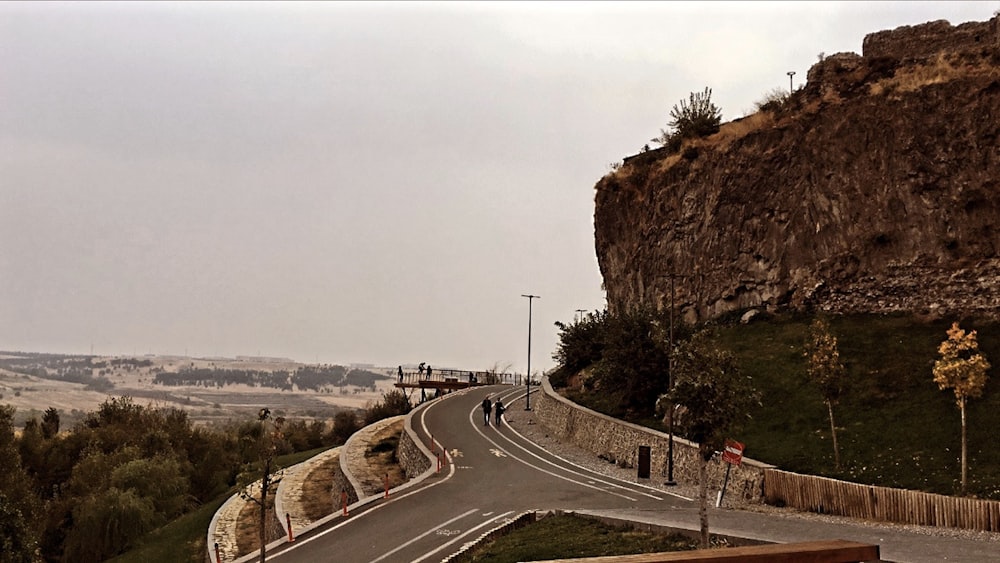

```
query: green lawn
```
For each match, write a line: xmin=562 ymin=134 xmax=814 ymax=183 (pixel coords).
xmin=463 ymin=513 xmax=697 ymax=562
xmin=563 ymin=313 xmax=998 ymax=500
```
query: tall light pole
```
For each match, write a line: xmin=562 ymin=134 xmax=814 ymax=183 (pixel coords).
xmin=575 ymin=309 xmax=587 ymax=323
xmin=787 ymin=70 xmax=796 ymax=93
xmin=666 ymin=270 xmax=677 ymax=486
xmin=522 ymin=294 xmax=540 ymax=410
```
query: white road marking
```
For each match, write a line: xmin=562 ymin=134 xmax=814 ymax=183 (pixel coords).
xmin=410 ymin=511 xmax=516 ymax=563
xmin=484 ymin=388 xmax=693 ymax=502
xmin=468 ymin=398 xmax=639 ymax=501
xmin=369 ymin=508 xmax=478 ymax=563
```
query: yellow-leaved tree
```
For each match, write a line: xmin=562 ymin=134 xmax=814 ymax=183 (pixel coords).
xmin=804 ymin=318 xmax=847 ymax=470
xmin=932 ymin=322 xmax=990 ymax=495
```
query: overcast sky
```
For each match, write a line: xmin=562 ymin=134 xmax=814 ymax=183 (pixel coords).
xmin=2 ymin=1 xmax=996 ymax=373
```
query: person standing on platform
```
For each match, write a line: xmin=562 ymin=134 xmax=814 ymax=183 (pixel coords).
xmin=398 ymin=365 xmax=403 ymax=382
xmin=481 ymin=396 xmax=492 ymax=426
xmin=426 ymin=364 xmax=433 ymax=380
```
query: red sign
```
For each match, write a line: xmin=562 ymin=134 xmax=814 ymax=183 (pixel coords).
xmin=721 ymin=439 xmax=744 ymax=466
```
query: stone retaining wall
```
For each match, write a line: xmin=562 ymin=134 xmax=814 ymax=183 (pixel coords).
xmin=398 ymin=416 xmax=432 ymax=478
xmin=533 ymin=378 xmax=772 ymax=505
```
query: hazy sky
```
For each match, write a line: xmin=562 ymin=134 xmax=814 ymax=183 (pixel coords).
xmin=2 ymin=1 xmax=996 ymax=373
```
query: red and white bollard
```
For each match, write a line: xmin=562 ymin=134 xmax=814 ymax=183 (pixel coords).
xmin=342 ymin=490 xmax=349 ymax=516
xmin=214 ymin=542 xmax=221 ymax=563
xmin=384 ymin=473 xmax=390 ymax=498
xmin=286 ymin=512 xmax=295 ymax=542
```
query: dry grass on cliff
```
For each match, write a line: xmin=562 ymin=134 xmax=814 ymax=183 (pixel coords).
xmin=870 ymin=51 xmax=1000 ymax=95
xmin=651 ymin=110 xmax=776 ymax=175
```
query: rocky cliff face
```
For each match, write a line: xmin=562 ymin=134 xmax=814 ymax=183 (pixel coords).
xmin=595 ymin=17 xmax=1000 ymax=323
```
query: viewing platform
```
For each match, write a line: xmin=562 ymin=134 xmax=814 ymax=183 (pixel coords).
xmin=393 ymin=367 xmax=519 ymax=395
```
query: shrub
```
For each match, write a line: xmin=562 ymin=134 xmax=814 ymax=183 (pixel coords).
xmin=668 ymin=87 xmax=722 ymax=140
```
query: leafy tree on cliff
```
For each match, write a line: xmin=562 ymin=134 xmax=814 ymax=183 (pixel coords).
xmin=933 ymin=322 xmax=990 ymax=495
xmin=667 ymin=331 xmax=759 ymax=548
xmin=804 ymin=317 xmax=848 ymax=470
xmin=551 ymin=309 xmax=609 ymax=387
xmin=653 ymin=87 xmax=722 ymax=150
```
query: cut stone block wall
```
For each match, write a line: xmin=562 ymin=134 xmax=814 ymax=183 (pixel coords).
xmin=533 ymin=378 xmax=773 ymax=505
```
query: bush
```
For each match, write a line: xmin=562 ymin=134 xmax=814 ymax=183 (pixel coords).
xmin=668 ymin=87 xmax=722 ymax=140
xmin=363 ymin=390 xmax=411 ymax=425
xmin=754 ymin=87 xmax=790 ymax=113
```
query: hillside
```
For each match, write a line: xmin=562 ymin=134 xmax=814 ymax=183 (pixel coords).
xmin=595 ymin=16 xmax=1000 ymax=322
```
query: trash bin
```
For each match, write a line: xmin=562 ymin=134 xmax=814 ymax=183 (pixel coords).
xmin=638 ymin=445 xmax=651 ymax=479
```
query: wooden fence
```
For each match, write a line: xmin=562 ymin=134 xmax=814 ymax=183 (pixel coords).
xmin=764 ymin=468 xmax=1000 ymax=532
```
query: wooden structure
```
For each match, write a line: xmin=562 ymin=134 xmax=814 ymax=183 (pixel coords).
xmin=765 ymin=468 xmax=1000 ymax=532
xmin=393 ymin=368 xmax=517 ymax=399
xmin=533 ymin=539 xmax=881 ymax=562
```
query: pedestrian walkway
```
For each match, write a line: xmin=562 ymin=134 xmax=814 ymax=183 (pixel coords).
xmin=503 ymin=392 xmax=1000 ymax=563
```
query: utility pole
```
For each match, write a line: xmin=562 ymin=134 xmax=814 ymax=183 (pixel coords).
xmin=666 ymin=270 xmax=677 ymax=486
xmin=522 ymin=294 xmax=540 ymax=410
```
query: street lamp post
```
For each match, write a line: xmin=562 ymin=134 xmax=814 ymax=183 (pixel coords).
xmin=787 ymin=70 xmax=796 ymax=93
xmin=522 ymin=294 xmax=540 ymax=410
xmin=666 ymin=271 xmax=677 ymax=486
xmin=575 ymin=309 xmax=587 ymax=323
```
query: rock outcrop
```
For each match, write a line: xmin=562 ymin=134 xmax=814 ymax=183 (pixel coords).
xmin=595 ymin=16 xmax=1000 ymax=322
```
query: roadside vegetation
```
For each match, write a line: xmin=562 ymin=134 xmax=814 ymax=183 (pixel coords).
xmin=1 ymin=388 xmax=411 ymax=562
xmin=462 ymin=512 xmax=699 ymax=562
xmin=552 ymin=310 xmax=1000 ymax=500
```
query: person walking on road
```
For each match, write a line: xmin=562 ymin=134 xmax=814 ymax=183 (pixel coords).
xmin=494 ymin=398 xmax=505 ymax=426
xmin=481 ymin=397 xmax=492 ymax=426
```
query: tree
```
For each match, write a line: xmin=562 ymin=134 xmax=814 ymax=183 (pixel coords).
xmin=653 ymin=87 xmax=722 ymax=150
xmin=804 ymin=318 xmax=848 ymax=469
xmin=41 ymin=407 xmax=60 ymax=439
xmin=551 ymin=309 xmax=609 ymax=386
xmin=667 ymin=331 xmax=759 ymax=548
xmin=932 ymin=322 xmax=990 ymax=495
xmin=238 ymin=408 xmax=286 ymax=563
xmin=588 ymin=307 xmax=676 ymax=416
xmin=0 ymin=406 xmax=41 ymax=563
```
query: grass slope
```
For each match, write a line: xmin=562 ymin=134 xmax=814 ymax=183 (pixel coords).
xmin=717 ymin=313 xmax=1000 ymax=499
xmin=567 ymin=313 xmax=1000 ymax=499
xmin=464 ymin=513 xmax=697 ymax=562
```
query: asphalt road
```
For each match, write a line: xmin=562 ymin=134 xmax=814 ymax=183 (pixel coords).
xmin=264 ymin=384 xmax=690 ymax=562
xmin=260 ymin=384 xmax=1000 ymax=563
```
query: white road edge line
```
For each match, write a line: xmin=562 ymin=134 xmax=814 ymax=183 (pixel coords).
xmin=496 ymin=389 xmax=693 ymax=502
xmin=368 ymin=508 xmax=479 ymax=563
xmin=269 ymin=399 xmax=458 ymax=559
xmin=410 ymin=510 xmax=516 ymax=563
xmin=468 ymin=397 xmax=639 ymax=502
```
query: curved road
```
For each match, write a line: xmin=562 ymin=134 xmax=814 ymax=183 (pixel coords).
xmin=260 ymin=385 xmax=1000 ymax=562
xmin=264 ymin=385 xmax=688 ymax=562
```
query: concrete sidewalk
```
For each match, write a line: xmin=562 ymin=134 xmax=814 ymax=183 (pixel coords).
xmin=503 ymin=391 xmax=999 ymax=563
